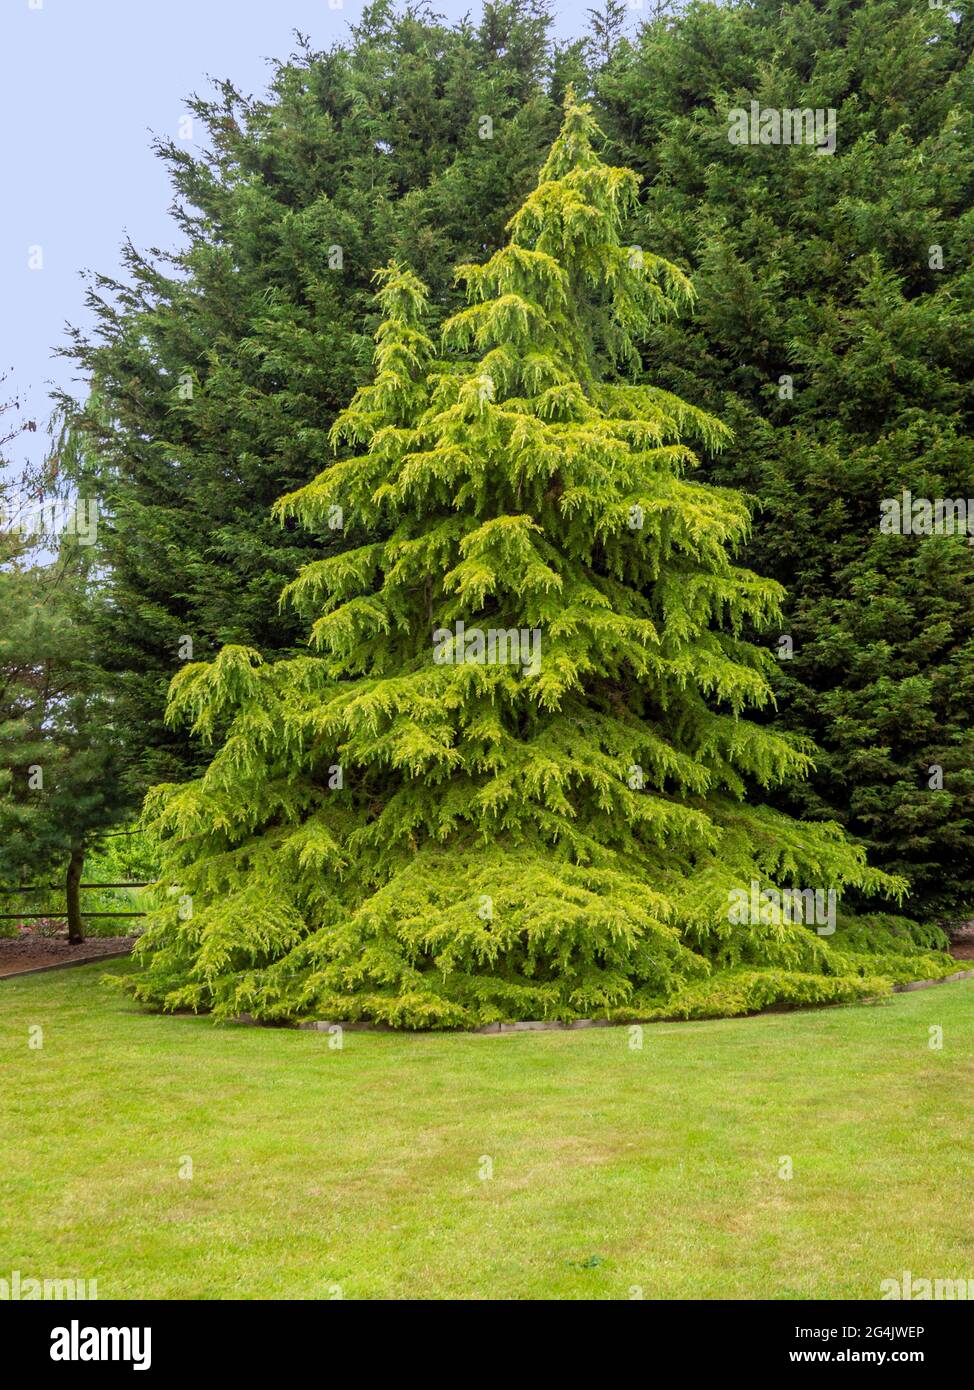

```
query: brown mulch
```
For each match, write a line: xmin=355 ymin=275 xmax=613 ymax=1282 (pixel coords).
xmin=0 ymin=935 xmax=136 ymax=978
xmin=949 ymin=922 xmax=974 ymax=961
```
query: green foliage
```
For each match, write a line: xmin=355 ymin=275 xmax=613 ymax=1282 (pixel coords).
xmin=600 ymin=0 xmax=974 ymax=918
xmin=76 ymin=827 xmax=159 ymax=928
xmin=83 ymin=827 xmax=160 ymax=891
xmin=121 ymin=97 xmax=942 ymax=1030
xmin=61 ymin=0 xmax=974 ymax=924
xmin=629 ymin=969 xmax=892 ymax=1024
xmin=0 ymin=383 xmax=140 ymax=939
xmin=0 ymin=423 xmax=129 ymax=926
xmin=622 ymin=915 xmax=958 ymax=1022
xmin=62 ymin=1 xmax=562 ymax=801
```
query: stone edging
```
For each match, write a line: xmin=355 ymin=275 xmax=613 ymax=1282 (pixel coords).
xmin=893 ymin=968 xmax=974 ymax=992
xmin=236 ymin=967 xmax=974 ymax=1036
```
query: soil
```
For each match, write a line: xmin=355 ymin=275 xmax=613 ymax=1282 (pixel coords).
xmin=949 ymin=923 xmax=974 ymax=961
xmin=0 ymin=934 xmax=135 ymax=978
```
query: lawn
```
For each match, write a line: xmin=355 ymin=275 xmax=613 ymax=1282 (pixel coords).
xmin=2 ymin=960 xmax=972 ymax=1300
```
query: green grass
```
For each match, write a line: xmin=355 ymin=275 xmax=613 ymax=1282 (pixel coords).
xmin=2 ymin=960 xmax=972 ymax=1299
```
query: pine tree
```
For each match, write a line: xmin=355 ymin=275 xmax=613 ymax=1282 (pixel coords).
xmin=124 ymin=94 xmax=949 ymax=1030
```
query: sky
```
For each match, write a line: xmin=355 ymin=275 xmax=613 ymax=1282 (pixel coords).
xmin=0 ymin=0 xmax=600 ymax=486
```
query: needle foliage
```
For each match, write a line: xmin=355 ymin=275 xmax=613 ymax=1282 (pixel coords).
xmin=123 ymin=97 xmax=949 ymax=1028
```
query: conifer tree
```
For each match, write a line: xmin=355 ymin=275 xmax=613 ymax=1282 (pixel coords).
xmin=125 ymin=95 xmax=948 ymax=1029
xmin=599 ymin=0 xmax=974 ymax=920
xmin=0 ymin=478 xmax=126 ymax=942
xmin=63 ymin=2 xmax=560 ymax=799
xmin=587 ymin=0 xmax=629 ymax=66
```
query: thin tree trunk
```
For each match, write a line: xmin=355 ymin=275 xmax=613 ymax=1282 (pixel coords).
xmin=66 ymin=846 xmax=85 ymax=944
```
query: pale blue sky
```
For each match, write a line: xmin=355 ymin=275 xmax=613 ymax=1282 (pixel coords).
xmin=1 ymin=0 xmax=605 ymax=482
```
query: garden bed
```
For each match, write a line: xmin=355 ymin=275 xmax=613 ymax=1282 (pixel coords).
xmin=0 ymin=934 xmax=135 ymax=978
xmin=949 ymin=923 xmax=974 ymax=960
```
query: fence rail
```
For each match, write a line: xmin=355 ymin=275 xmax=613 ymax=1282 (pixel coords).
xmin=0 ymin=882 xmax=152 ymax=921
xmin=11 ymin=883 xmax=149 ymax=892
xmin=3 ymin=912 xmax=147 ymax=920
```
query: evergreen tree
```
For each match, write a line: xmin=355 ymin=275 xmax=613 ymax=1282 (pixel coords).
xmin=62 ymin=2 xmax=561 ymax=801
xmin=586 ymin=0 xmax=629 ymax=66
xmin=123 ymin=96 xmax=948 ymax=1029
xmin=0 ymin=438 xmax=127 ymax=942
xmin=599 ymin=0 xmax=974 ymax=920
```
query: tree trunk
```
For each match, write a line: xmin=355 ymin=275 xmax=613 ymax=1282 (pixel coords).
xmin=66 ymin=846 xmax=85 ymax=944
